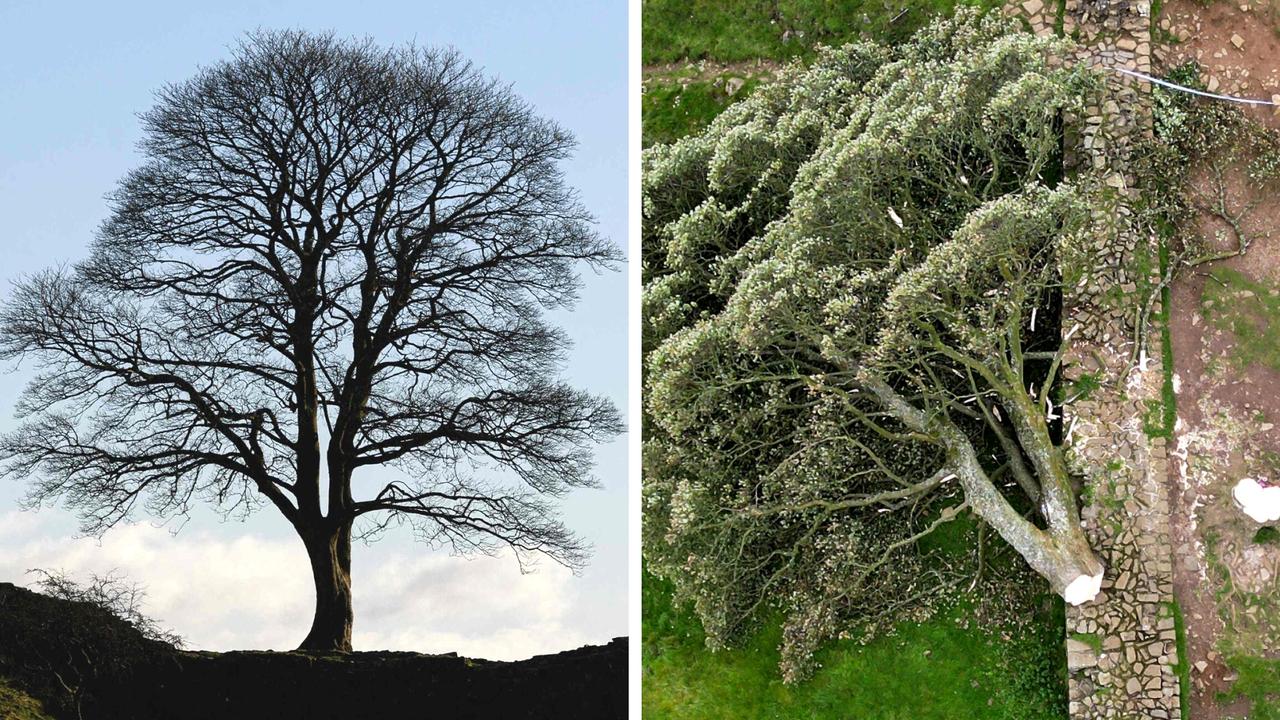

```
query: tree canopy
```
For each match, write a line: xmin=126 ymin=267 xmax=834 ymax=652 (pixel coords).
xmin=0 ymin=30 xmax=622 ymax=651
xmin=642 ymin=11 xmax=1104 ymax=680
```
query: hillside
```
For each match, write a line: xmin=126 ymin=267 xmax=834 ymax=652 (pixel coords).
xmin=0 ymin=582 xmax=626 ymax=719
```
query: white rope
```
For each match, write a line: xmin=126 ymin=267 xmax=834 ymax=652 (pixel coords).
xmin=1112 ymin=66 xmax=1279 ymax=106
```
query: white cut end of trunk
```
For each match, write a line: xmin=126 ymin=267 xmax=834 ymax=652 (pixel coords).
xmin=1233 ymin=477 xmax=1280 ymax=523
xmin=1063 ymin=571 xmax=1104 ymax=605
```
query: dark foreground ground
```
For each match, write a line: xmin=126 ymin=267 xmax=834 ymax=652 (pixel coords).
xmin=0 ymin=582 xmax=626 ymax=719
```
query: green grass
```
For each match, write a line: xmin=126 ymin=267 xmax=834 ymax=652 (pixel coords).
xmin=1219 ymin=656 xmax=1280 ymax=719
xmin=1200 ymin=267 xmax=1280 ymax=372
xmin=1069 ymin=631 xmax=1101 ymax=654
xmin=643 ymin=78 xmax=760 ymax=146
xmin=1255 ymin=526 xmax=1280 ymax=546
xmin=0 ymin=678 xmax=54 ymax=720
xmin=643 ymin=570 xmax=1068 ymax=719
xmin=1138 ymin=228 xmax=1177 ymax=440
xmin=1143 ymin=398 xmax=1170 ymax=439
xmin=1158 ymin=236 xmax=1177 ymax=437
xmin=1064 ymin=371 xmax=1101 ymax=402
xmin=642 ymin=0 xmax=1003 ymax=64
xmin=1168 ymin=600 xmax=1191 ymax=720
xmin=641 ymin=0 xmax=1007 ymax=146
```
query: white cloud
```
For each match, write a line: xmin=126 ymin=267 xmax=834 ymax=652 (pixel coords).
xmin=0 ymin=510 xmax=585 ymax=660
xmin=354 ymin=549 xmax=584 ymax=659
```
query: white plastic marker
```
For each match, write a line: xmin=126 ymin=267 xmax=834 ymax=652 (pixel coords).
xmin=1233 ymin=477 xmax=1280 ymax=523
xmin=1113 ymin=66 xmax=1280 ymax=106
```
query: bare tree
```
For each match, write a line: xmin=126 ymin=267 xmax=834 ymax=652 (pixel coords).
xmin=0 ymin=30 xmax=622 ymax=652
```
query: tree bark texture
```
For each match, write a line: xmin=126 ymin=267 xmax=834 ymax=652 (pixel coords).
xmin=298 ymin=522 xmax=354 ymax=652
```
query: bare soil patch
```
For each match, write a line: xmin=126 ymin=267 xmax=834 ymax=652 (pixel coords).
xmin=1160 ymin=0 xmax=1280 ymax=130
xmin=1159 ymin=11 xmax=1280 ymax=710
xmin=643 ymin=58 xmax=783 ymax=79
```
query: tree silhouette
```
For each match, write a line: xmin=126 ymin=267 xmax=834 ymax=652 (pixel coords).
xmin=0 ymin=30 xmax=623 ymax=652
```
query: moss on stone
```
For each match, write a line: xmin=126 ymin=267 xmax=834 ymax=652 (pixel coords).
xmin=1069 ymin=631 xmax=1102 ymax=654
xmin=1253 ymin=526 xmax=1280 ymax=546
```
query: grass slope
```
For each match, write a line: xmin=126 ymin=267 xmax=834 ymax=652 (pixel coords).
xmin=0 ymin=679 xmax=54 ymax=720
xmin=643 ymin=76 xmax=762 ymax=147
xmin=643 ymin=573 xmax=1067 ymax=719
xmin=642 ymin=0 xmax=1002 ymax=64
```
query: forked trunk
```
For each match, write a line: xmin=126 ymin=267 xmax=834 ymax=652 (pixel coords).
xmin=298 ymin=522 xmax=354 ymax=652
xmin=945 ymin=410 xmax=1104 ymax=602
xmin=865 ymin=375 xmax=1105 ymax=603
xmin=865 ymin=376 xmax=1105 ymax=599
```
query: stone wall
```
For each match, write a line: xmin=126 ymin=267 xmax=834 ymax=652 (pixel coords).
xmin=1058 ymin=0 xmax=1183 ymax=717
xmin=1007 ymin=0 xmax=1184 ymax=716
xmin=0 ymin=581 xmax=629 ymax=720
xmin=1061 ymin=348 xmax=1181 ymax=719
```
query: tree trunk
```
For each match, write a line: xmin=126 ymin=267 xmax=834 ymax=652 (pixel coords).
xmin=298 ymin=522 xmax=354 ymax=652
xmin=945 ymin=415 xmax=1103 ymax=598
xmin=862 ymin=375 xmax=1104 ymax=601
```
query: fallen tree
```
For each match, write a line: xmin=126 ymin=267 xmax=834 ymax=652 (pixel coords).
xmin=642 ymin=10 xmax=1105 ymax=680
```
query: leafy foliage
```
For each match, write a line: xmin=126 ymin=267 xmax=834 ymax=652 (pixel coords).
xmin=1142 ymin=60 xmax=1280 ymax=266
xmin=642 ymin=10 xmax=1101 ymax=681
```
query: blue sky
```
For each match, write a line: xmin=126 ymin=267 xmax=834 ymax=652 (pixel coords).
xmin=0 ymin=0 xmax=626 ymax=658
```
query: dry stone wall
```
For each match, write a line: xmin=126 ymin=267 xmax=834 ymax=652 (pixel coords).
xmin=1007 ymin=0 xmax=1184 ymax=717
xmin=1061 ymin=348 xmax=1181 ymax=720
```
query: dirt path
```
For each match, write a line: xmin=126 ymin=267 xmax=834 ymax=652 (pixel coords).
xmin=642 ymin=59 xmax=783 ymax=81
xmin=1158 ymin=0 xmax=1280 ymax=130
xmin=1158 ymin=3 xmax=1280 ymax=717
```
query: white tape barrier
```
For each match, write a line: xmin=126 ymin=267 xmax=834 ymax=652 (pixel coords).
xmin=1113 ymin=66 xmax=1280 ymax=106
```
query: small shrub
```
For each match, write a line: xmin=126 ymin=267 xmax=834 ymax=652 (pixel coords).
xmin=1254 ymin=526 xmax=1280 ymax=545
xmin=29 ymin=569 xmax=183 ymax=648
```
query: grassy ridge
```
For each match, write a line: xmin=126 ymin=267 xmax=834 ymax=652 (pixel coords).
xmin=642 ymin=0 xmax=1002 ymax=64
